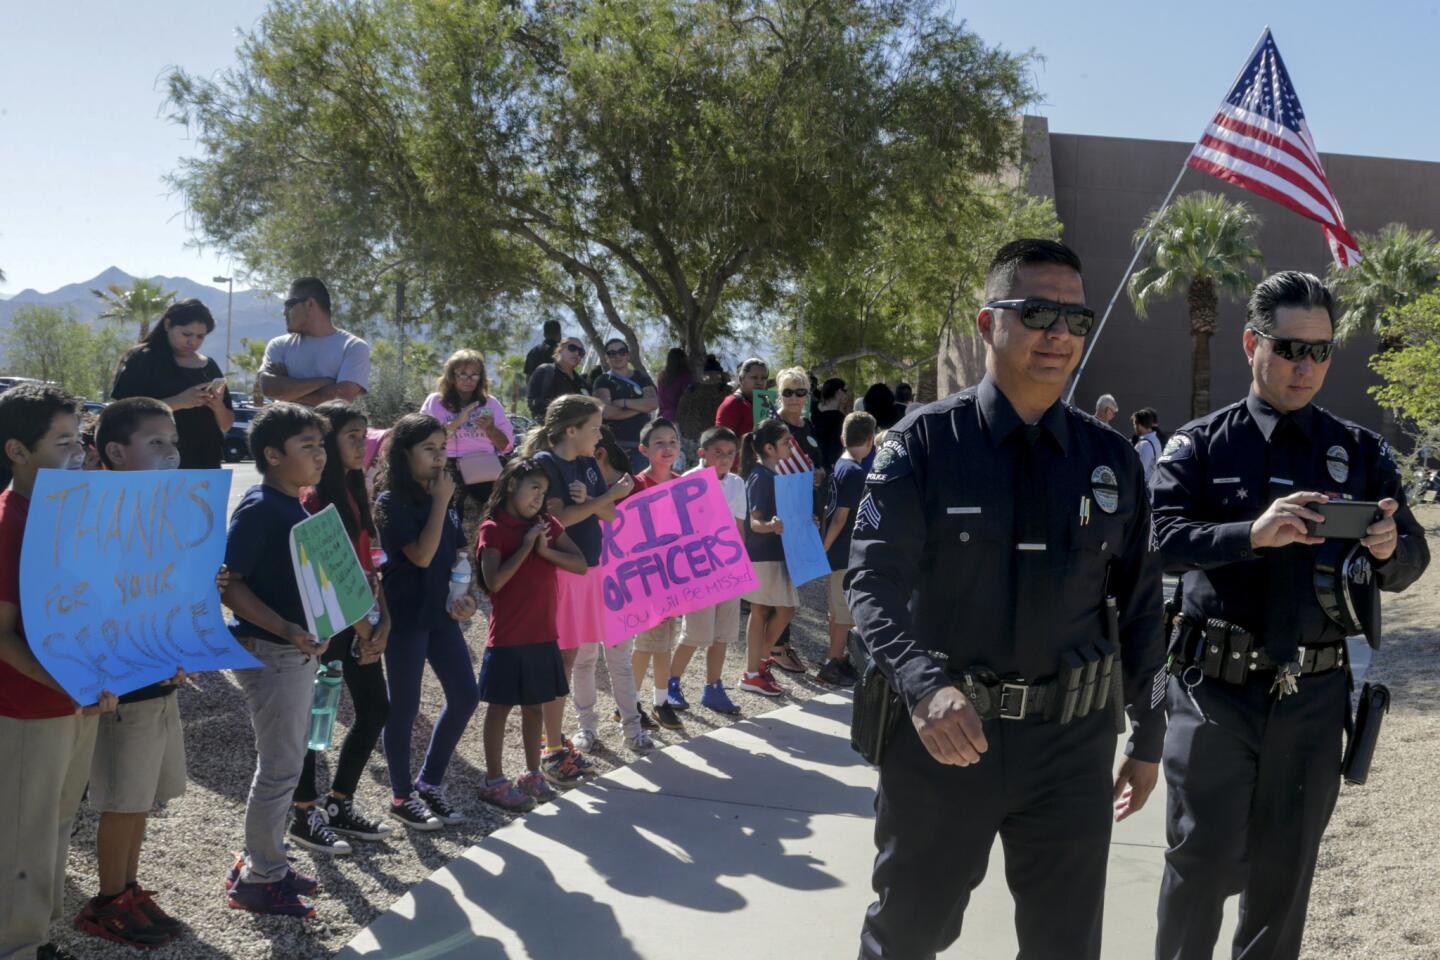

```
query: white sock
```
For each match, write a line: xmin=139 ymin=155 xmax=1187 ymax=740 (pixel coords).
xmin=653 ymin=687 xmax=668 ymax=708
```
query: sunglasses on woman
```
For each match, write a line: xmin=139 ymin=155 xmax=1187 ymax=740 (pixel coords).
xmin=984 ymin=298 xmax=1096 ymax=336
xmin=606 ymin=347 xmax=629 ymax=356
xmin=1251 ymin=330 xmax=1336 ymax=363
xmin=781 ymin=388 xmax=808 ymax=398
xmin=562 ymin=343 xmax=583 ymax=354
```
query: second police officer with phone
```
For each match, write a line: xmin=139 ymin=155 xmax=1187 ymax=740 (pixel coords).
xmin=1150 ymin=271 xmax=1429 ymax=960
xmin=847 ymin=239 xmax=1167 ymax=960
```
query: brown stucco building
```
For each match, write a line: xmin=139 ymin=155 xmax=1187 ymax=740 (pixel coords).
xmin=939 ymin=116 xmax=1440 ymax=435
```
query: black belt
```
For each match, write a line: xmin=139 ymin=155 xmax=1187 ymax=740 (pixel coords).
xmin=1169 ymin=616 xmax=1346 ymax=682
xmin=953 ymin=670 xmax=1055 ymax=721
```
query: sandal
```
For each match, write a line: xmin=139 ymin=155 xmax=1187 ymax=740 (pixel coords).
xmin=767 ymin=648 xmax=806 ymax=674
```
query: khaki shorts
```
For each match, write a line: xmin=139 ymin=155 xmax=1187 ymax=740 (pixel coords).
xmin=89 ymin=694 xmax=187 ymax=813
xmin=682 ymin=597 xmax=742 ymax=649
xmin=827 ymin=569 xmax=854 ymax=626
xmin=634 ymin=618 xmax=680 ymax=655
xmin=744 ymin=560 xmax=799 ymax=608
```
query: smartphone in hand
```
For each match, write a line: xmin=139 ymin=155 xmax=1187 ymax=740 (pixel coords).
xmin=1304 ymin=500 xmax=1382 ymax=539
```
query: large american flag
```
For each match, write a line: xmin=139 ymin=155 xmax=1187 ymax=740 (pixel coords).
xmin=1187 ymin=29 xmax=1361 ymax=266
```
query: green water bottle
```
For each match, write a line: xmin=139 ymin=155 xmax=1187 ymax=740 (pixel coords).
xmin=307 ymin=660 xmax=345 ymax=751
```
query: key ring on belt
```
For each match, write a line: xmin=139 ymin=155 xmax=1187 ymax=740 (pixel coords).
xmin=1181 ymin=664 xmax=1203 ymax=695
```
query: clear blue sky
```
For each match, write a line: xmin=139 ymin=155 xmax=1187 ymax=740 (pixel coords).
xmin=1 ymin=0 xmax=1434 ymax=296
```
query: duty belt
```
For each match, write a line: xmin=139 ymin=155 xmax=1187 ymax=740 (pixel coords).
xmin=1167 ymin=615 xmax=1346 ymax=686
xmin=954 ymin=670 xmax=1055 ymax=720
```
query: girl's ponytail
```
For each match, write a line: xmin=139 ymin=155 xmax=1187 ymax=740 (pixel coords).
xmin=739 ymin=432 xmax=759 ymax=479
xmin=742 ymin=419 xmax=788 ymax=478
xmin=521 ymin=424 xmax=552 ymax=457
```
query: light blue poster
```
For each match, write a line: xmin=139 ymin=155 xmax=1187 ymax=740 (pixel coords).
xmin=774 ymin=470 xmax=830 ymax=587
xmin=19 ymin=468 xmax=258 ymax=703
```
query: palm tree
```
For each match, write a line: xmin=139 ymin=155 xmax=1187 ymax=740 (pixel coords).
xmin=91 ymin=278 xmax=176 ymax=341
xmin=1327 ymin=223 xmax=1440 ymax=349
xmin=1128 ymin=192 xmax=1264 ymax=419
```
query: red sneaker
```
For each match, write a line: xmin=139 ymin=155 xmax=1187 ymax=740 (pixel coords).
xmin=739 ymin=671 xmax=782 ymax=697
xmin=74 ymin=889 xmax=171 ymax=948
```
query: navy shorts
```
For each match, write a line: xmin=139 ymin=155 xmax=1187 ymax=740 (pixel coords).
xmin=477 ymin=642 xmax=570 ymax=706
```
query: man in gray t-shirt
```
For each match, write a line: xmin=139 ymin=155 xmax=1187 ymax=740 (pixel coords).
xmin=258 ymin=277 xmax=371 ymax=406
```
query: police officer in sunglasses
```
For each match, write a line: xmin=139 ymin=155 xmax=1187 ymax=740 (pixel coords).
xmin=1150 ymin=270 xmax=1429 ymax=959
xmin=848 ymin=238 xmax=1167 ymax=959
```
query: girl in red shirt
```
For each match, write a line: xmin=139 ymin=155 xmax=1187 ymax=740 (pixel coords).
xmin=475 ymin=458 xmax=587 ymax=811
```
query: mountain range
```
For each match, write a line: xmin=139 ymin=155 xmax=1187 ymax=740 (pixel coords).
xmin=0 ymin=268 xmax=284 ymax=353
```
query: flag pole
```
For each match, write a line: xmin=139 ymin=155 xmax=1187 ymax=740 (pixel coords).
xmin=1066 ymin=26 xmax=1272 ymax=406
xmin=1064 ymin=160 xmax=1188 ymax=405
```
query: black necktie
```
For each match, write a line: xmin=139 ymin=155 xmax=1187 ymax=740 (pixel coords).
xmin=1013 ymin=426 xmax=1050 ymax=663
xmin=1262 ymin=416 xmax=1303 ymax=664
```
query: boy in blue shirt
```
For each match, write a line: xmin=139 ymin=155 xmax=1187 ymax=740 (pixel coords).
xmin=818 ymin=412 xmax=875 ymax=686
xmin=220 ymin=402 xmax=331 ymax=918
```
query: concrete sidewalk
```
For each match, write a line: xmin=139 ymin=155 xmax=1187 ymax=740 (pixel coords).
xmin=339 ymin=694 xmax=1235 ymax=959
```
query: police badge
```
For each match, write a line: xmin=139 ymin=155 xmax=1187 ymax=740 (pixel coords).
xmin=1325 ymin=445 xmax=1350 ymax=484
xmin=1090 ymin=465 xmax=1120 ymax=514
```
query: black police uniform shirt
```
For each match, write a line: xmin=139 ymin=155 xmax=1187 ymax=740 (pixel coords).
xmin=1151 ymin=391 xmax=1429 ymax=651
xmin=847 ymin=376 xmax=1168 ymax=761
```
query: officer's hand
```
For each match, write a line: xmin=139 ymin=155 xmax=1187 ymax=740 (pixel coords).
xmin=1362 ymin=498 xmax=1400 ymax=562
xmin=911 ymin=686 xmax=988 ymax=766
xmin=1250 ymin=492 xmax=1327 ymax=549
xmin=1113 ymin=758 xmax=1159 ymax=822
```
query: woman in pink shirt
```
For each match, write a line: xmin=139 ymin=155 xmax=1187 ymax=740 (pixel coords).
xmin=419 ymin=350 xmax=515 ymax=527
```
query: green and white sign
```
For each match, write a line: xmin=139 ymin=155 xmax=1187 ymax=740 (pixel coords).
xmin=288 ymin=504 xmax=375 ymax=640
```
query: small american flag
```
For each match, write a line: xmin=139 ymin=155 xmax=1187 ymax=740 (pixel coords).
xmin=1188 ymin=28 xmax=1361 ymax=266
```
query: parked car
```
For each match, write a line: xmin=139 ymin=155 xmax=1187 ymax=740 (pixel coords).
xmin=224 ymin=406 xmax=257 ymax=462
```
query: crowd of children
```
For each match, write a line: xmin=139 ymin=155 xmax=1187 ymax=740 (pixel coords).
xmin=0 ymin=381 xmax=877 ymax=958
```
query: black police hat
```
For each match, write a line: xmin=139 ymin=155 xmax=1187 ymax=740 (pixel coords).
xmin=1314 ymin=539 xmax=1381 ymax=649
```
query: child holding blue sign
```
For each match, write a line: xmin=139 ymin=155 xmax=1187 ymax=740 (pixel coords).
xmin=375 ymin=414 xmax=479 ymax=832
xmin=0 ymin=384 xmax=118 ymax=960
xmin=738 ymin=419 xmax=797 ymax=698
xmin=475 ymin=458 xmax=587 ymax=811
xmin=73 ymin=398 xmax=229 ymax=948
xmin=221 ymin=402 xmax=331 ymax=918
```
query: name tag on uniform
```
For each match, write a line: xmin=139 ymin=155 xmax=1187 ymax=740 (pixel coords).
xmin=1213 ymin=477 xmax=1242 ymax=485
xmin=1270 ymin=477 xmax=1295 ymax=486
xmin=1016 ymin=543 xmax=1048 ymax=552
xmin=946 ymin=506 xmax=983 ymax=515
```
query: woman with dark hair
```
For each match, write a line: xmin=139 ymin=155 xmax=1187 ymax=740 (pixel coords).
xmin=861 ymin=382 xmax=900 ymax=430
xmin=110 ymin=299 xmax=234 ymax=468
xmin=656 ymin=348 xmax=694 ymax=422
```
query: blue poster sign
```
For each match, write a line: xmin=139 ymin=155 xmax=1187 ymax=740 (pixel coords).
xmin=774 ymin=470 xmax=830 ymax=588
xmin=19 ymin=468 xmax=258 ymax=702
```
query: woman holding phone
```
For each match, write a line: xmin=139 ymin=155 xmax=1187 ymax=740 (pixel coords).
xmin=109 ymin=298 xmax=234 ymax=468
xmin=420 ymin=349 xmax=515 ymax=529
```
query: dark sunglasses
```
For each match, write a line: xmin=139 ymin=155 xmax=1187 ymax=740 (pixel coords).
xmin=562 ymin=343 xmax=584 ymax=354
xmin=985 ymin=298 xmax=1096 ymax=336
xmin=781 ymin=388 xmax=808 ymax=398
xmin=283 ymin=296 xmax=309 ymax=312
xmin=606 ymin=347 xmax=629 ymax=356
xmin=1252 ymin=330 xmax=1335 ymax=363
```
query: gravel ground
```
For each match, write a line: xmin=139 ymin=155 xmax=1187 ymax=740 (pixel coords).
xmin=50 ymin=499 xmax=1440 ymax=959
xmin=53 ymin=569 xmax=837 ymax=959
xmin=1302 ymin=502 xmax=1440 ymax=959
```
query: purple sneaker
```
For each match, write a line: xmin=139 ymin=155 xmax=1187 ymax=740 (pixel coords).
xmin=225 ymin=855 xmax=319 ymax=897
xmin=516 ymin=771 xmax=559 ymax=804
xmin=226 ymin=879 xmax=315 ymax=918
xmin=477 ymin=777 xmax=537 ymax=812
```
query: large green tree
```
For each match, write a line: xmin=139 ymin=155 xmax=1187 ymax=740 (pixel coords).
xmin=166 ymin=0 xmax=1035 ymax=371
xmin=91 ymin=278 xmax=176 ymax=341
xmin=2 ymin=305 xmax=131 ymax=399
xmin=1327 ymin=223 xmax=1440 ymax=349
xmin=1369 ymin=291 xmax=1440 ymax=428
xmin=1128 ymin=192 xmax=1264 ymax=419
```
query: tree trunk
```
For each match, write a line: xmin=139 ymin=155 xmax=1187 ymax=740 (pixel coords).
xmin=1187 ymin=278 xmax=1218 ymax=418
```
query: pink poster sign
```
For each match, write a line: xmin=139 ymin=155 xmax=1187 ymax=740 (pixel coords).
xmin=598 ymin=468 xmax=757 ymax=645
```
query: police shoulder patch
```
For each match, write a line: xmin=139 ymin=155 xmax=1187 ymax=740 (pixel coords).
xmin=867 ymin=436 xmax=912 ymax=484
xmin=1158 ymin=432 xmax=1194 ymax=463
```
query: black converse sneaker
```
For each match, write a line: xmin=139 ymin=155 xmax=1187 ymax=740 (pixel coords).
xmin=288 ymin=805 xmax=353 ymax=855
xmin=389 ymin=793 xmax=443 ymax=831
xmin=417 ymin=785 xmax=466 ymax=825
xmin=324 ymin=796 xmax=393 ymax=841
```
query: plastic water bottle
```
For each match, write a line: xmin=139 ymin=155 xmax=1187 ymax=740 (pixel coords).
xmin=364 ymin=547 xmax=387 ymax=627
xmin=448 ymin=552 xmax=472 ymax=609
xmin=307 ymin=661 xmax=345 ymax=751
